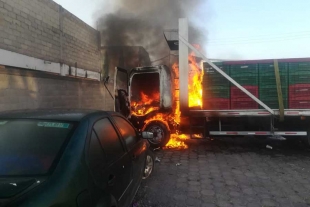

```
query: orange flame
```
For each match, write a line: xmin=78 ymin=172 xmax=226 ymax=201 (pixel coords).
xmin=188 ymin=52 xmax=204 ymax=108
xmin=164 ymin=134 xmax=189 ymax=149
xmin=131 ymin=92 xmax=160 ymax=116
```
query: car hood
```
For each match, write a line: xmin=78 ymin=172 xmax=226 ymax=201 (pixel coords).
xmin=0 ymin=177 xmax=45 ymax=206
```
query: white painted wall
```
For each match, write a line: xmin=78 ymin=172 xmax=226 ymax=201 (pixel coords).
xmin=0 ymin=49 xmax=101 ymax=81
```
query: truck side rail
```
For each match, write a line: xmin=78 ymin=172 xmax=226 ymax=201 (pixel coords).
xmin=189 ymin=109 xmax=310 ymax=117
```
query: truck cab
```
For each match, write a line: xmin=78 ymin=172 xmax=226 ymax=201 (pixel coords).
xmin=114 ymin=65 xmax=176 ymax=147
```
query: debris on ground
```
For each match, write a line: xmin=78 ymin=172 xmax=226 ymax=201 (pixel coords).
xmin=266 ymin=145 xmax=273 ymax=149
xmin=176 ymin=163 xmax=181 ymax=166
xmin=153 ymin=147 xmax=161 ymax=151
xmin=155 ymin=157 xmax=161 ymax=162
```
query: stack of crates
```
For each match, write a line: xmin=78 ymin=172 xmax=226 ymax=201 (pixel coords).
xmin=258 ymin=62 xmax=288 ymax=109
xmin=230 ymin=63 xmax=259 ymax=109
xmin=202 ymin=62 xmax=230 ymax=110
xmin=288 ymin=62 xmax=310 ymax=109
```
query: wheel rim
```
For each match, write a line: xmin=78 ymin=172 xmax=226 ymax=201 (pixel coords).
xmin=147 ymin=125 xmax=165 ymax=145
xmin=143 ymin=155 xmax=154 ymax=179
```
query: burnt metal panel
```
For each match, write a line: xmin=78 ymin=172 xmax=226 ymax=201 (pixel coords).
xmin=129 ymin=65 xmax=174 ymax=110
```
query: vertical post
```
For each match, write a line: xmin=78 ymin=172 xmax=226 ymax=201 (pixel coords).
xmin=179 ymin=18 xmax=189 ymax=112
xmin=59 ymin=6 xmax=65 ymax=76
xmin=274 ymin=59 xmax=284 ymax=121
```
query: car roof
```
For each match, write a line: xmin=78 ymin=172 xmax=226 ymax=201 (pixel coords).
xmin=0 ymin=109 xmax=114 ymax=122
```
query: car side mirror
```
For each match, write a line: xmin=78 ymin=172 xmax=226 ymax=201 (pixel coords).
xmin=142 ymin=131 xmax=154 ymax=139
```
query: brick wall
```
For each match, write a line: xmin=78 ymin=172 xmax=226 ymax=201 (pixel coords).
xmin=0 ymin=0 xmax=101 ymax=72
xmin=0 ymin=67 xmax=114 ymax=111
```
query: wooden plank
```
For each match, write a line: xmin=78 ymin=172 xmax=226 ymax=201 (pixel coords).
xmin=274 ymin=59 xmax=284 ymax=121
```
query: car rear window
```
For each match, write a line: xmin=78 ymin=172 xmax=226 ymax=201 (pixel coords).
xmin=0 ymin=119 xmax=75 ymax=176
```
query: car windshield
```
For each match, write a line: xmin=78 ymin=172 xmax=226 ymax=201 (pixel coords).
xmin=0 ymin=119 xmax=75 ymax=176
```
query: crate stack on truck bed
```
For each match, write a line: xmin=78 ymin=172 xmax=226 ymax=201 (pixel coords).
xmin=203 ymin=62 xmax=230 ymax=109
xmin=230 ymin=63 xmax=259 ymax=109
xmin=202 ymin=58 xmax=310 ymax=110
xmin=289 ymin=62 xmax=310 ymax=109
xmin=259 ymin=62 xmax=289 ymax=109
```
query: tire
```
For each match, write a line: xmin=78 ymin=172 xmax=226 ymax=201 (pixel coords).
xmin=142 ymin=150 xmax=155 ymax=179
xmin=144 ymin=121 xmax=170 ymax=148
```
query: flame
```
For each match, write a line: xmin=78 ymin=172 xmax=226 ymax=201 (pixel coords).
xmin=131 ymin=91 xmax=160 ymax=116
xmin=164 ymin=133 xmax=189 ymax=149
xmin=188 ymin=52 xmax=204 ymax=108
xmin=144 ymin=113 xmax=168 ymax=126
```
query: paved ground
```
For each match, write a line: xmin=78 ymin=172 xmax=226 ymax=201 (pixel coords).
xmin=133 ymin=137 xmax=310 ymax=207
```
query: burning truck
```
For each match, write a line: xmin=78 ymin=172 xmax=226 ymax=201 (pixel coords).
xmin=114 ymin=52 xmax=204 ymax=148
xmin=112 ymin=18 xmax=310 ymax=149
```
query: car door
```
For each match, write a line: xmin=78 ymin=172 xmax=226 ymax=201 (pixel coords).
xmin=114 ymin=67 xmax=130 ymax=118
xmin=111 ymin=115 xmax=147 ymax=190
xmin=88 ymin=117 xmax=132 ymax=206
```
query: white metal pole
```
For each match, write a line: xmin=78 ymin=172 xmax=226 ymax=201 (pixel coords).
xmin=178 ymin=19 xmax=189 ymax=112
xmin=178 ymin=35 xmax=274 ymax=115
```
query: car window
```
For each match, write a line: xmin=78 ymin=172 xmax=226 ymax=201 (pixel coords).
xmin=89 ymin=130 xmax=106 ymax=165
xmin=113 ymin=116 xmax=139 ymax=150
xmin=0 ymin=119 xmax=75 ymax=176
xmin=93 ymin=118 xmax=125 ymax=162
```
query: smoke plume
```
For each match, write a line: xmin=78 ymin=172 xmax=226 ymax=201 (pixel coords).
xmin=96 ymin=0 xmax=208 ymax=65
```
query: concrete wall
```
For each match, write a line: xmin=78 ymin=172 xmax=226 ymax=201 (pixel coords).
xmin=0 ymin=0 xmax=101 ymax=72
xmin=0 ymin=66 xmax=114 ymax=112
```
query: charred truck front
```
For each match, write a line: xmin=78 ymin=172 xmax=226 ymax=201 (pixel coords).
xmin=114 ymin=65 xmax=180 ymax=147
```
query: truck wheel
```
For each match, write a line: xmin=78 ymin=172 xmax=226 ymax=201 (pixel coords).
xmin=144 ymin=121 xmax=170 ymax=148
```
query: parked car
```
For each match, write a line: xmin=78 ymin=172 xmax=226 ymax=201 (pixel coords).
xmin=0 ymin=109 xmax=155 ymax=207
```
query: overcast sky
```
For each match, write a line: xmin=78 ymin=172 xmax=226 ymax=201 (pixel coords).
xmin=53 ymin=0 xmax=310 ymax=61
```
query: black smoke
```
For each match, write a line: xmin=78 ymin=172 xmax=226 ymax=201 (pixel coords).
xmin=96 ymin=0 xmax=208 ymax=65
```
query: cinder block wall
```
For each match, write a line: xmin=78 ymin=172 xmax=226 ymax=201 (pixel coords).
xmin=0 ymin=0 xmax=101 ymax=72
xmin=0 ymin=67 xmax=114 ymax=112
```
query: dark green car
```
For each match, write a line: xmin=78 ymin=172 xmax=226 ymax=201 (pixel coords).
xmin=0 ymin=109 xmax=154 ymax=207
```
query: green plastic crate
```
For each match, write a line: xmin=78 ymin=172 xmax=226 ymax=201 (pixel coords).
xmin=259 ymin=99 xmax=288 ymax=109
xmin=289 ymin=73 xmax=310 ymax=84
xmin=204 ymin=86 xmax=230 ymax=99
xmin=259 ymin=63 xmax=288 ymax=75
xmin=203 ymin=76 xmax=230 ymax=87
xmin=289 ymin=62 xmax=310 ymax=72
xmin=288 ymin=62 xmax=310 ymax=84
xmin=259 ymin=75 xmax=288 ymax=88
xmin=203 ymin=62 xmax=230 ymax=87
xmin=230 ymin=76 xmax=258 ymax=86
xmin=204 ymin=64 xmax=229 ymax=77
xmin=230 ymin=64 xmax=258 ymax=77
xmin=229 ymin=63 xmax=258 ymax=86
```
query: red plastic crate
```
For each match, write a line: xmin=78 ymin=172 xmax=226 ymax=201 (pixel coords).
xmin=289 ymin=84 xmax=310 ymax=101
xmin=231 ymin=86 xmax=259 ymax=99
xmin=290 ymin=96 xmax=310 ymax=101
xmin=289 ymin=100 xmax=310 ymax=109
xmin=203 ymin=98 xmax=230 ymax=110
xmin=231 ymin=98 xmax=258 ymax=109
